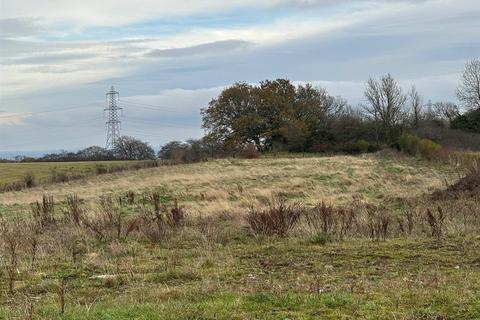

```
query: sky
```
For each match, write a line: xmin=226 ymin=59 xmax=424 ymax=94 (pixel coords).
xmin=0 ymin=0 xmax=479 ymax=155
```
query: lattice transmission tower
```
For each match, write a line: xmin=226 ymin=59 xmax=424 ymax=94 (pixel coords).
xmin=105 ymin=86 xmax=122 ymax=150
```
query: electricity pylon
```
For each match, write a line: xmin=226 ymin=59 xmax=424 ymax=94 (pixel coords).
xmin=105 ymin=86 xmax=122 ymax=150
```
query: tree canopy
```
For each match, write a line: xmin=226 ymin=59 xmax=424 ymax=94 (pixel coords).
xmin=201 ymin=79 xmax=345 ymax=152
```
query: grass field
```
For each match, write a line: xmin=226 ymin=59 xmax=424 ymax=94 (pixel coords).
xmin=0 ymin=154 xmax=460 ymax=208
xmin=0 ymin=160 xmax=154 ymax=191
xmin=0 ymin=154 xmax=479 ymax=319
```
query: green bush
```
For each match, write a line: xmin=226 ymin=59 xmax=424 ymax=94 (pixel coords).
xmin=356 ymin=139 xmax=370 ymax=154
xmin=398 ymin=133 xmax=420 ymax=155
xmin=418 ymin=138 xmax=442 ymax=159
xmin=399 ymin=133 xmax=442 ymax=160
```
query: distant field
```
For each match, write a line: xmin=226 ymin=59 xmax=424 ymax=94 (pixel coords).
xmin=0 ymin=160 xmax=149 ymax=186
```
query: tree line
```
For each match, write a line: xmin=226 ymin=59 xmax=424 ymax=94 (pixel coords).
xmin=187 ymin=58 xmax=479 ymax=157
xmin=12 ymin=136 xmax=156 ymax=162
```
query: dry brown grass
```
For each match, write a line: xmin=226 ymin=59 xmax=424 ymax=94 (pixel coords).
xmin=0 ymin=155 xmax=460 ymax=217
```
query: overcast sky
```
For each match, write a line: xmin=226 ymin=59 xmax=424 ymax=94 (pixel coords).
xmin=0 ymin=0 xmax=479 ymax=154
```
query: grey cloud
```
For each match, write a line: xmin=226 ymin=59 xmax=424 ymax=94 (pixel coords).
xmin=274 ymin=0 xmax=427 ymax=8
xmin=110 ymin=2 xmax=478 ymax=104
xmin=273 ymin=0 xmax=357 ymax=8
xmin=145 ymin=40 xmax=252 ymax=59
xmin=0 ymin=18 xmax=46 ymax=37
xmin=0 ymin=38 xmax=153 ymax=59
xmin=26 ymin=65 xmax=83 ymax=74
xmin=7 ymin=52 xmax=99 ymax=65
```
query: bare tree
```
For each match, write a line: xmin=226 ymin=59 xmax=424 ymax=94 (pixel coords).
xmin=433 ymin=102 xmax=460 ymax=123
xmin=113 ymin=136 xmax=156 ymax=160
xmin=409 ymin=85 xmax=423 ymax=128
xmin=363 ymin=74 xmax=407 ymax=143
xmin=457 ymin=58 xmax=480 ymax=111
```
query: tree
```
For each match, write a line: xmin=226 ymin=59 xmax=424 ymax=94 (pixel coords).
xmin=433 ymin=102 xmax=460 ymax=123
xmin=294 ymin=84 xmax=346 ymax=148
xmin=184 ymin=139 xmax=208 ymax=162
xmin=409 ymin=86 xmax=423 ymax=128
xmin=277 ymin=119 xmax=310 ymax=152
xmin=113 ymin=136 xmax=156 ymax=160
xmin=201 ymin=82 xmax=265 ymax=151
xmin=76 ymin=146 xmax=114 ymax=161
xmin=158 ymin=139 xmax=211 ymax=163
xmin=256 ymin=79 xmax=297 ymax=149
xmin=329 ymin=107 xmax=376 ymax=143
xmin=457 ymin=58 xmax=480 ymax=111
xmin=202 ymin=79 xmax=344 ymax=152
xmin=363 ymin=74 xmax=407 ymax=143
xmin=451 ymin=108 xmax=480 ymax=133
xmin=158 ymin=141 xmax=188 ymax=160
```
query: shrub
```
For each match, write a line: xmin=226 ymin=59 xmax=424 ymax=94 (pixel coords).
xmin=1 ymin=218 xmax=23 ymax=294
xmin=63 ymin=194 xmax=83 ymax=225
xmin=50 ymin=170 xmax=69 ymax=183
xmin=356 ymin=140 xmax=370 ymax=154
xmin=365 ymin=204 xmax=390 ymax=241
xmin=139 ymin=193 xmax=187 ymax=243
xmin=246 ymin=199 xmax=303 ymax=237
xmin=399 ymin=133 xmax=442 ymax=160
xmin=398 ymin=133 xmax=420 ymax=155
xmin=426 ymin=206 xmax=447 ymax=240
xmin=413 ymin=123 xmax=480 ymax=151
xmin=23 ymin=172 xmax=35 ymax=188
xmin=304 ymin=202 xmax=356 ymax=240
xmin=78 ymin=195 xmax=135 ymax=240
xmin=417 ymin=138 xmax=442 ymax=160
xmin=305 ymin=202 xmax=335 ymax=235
xmin=450 ymin=152 xmax=480 ymax=174
xmin=336 ymin=208 xmax=357 ymax=239
xmin=31 ymin=195 xmax=55 ymax=229
xmin=397 ymin=211 xmax=414 ymax=235
xmin=125 ymin=191 xmax=136 ymax=205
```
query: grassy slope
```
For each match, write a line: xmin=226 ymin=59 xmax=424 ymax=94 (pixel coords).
xmin=1 ymin=154 xmax=477 ymax=319
xmin=0 ymin=160 xmax=146 ymax=186
xmin=0 ymin=154 xmax=460 ymax=208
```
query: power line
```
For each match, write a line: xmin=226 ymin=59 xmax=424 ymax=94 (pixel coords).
xmin=126 ymin=117 xmax=200 ymax=128
xmin=122 ymin=129 xmax=196 ymax=141
xmin=121 ymin=100 xmax=197 ymax=114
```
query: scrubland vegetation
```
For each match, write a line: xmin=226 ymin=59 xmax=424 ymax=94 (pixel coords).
xmin=0 ymin=152 xmax=479 ymax=319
